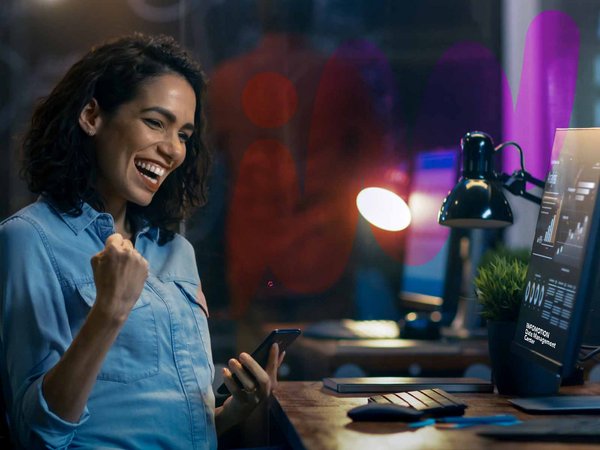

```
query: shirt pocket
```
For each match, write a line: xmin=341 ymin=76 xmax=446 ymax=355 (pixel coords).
xmin=75 ymin=281 xmax=160 ymax=383
xmin=171 ymin=279 xmax=214 ymax=380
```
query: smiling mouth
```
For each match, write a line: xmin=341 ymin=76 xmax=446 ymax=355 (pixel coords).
xmin=134 ymin=160 xmax=166 ymax=187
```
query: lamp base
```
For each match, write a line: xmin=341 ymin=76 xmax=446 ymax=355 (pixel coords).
xmin=442 ymin=295 xmax=487 ymax=340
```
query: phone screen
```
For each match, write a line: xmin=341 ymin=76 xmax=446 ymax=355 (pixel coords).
xmin=217 ymin=328 xmax=301 ymax=395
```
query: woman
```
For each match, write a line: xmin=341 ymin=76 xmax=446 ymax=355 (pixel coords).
xmin=0 ymin=34 xmax=282 ymax=449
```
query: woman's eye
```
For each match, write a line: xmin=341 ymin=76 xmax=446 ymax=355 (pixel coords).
xmin=143 ymin=118 xmax=163 ymax=129
xmin=178 ymin=132 xmax=191 ymax=143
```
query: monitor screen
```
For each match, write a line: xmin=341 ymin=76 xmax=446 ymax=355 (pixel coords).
xmin=400 ymin=148 xmax=461 ymax=324
xmin=512 ymin=128 xmax=600 ymax=377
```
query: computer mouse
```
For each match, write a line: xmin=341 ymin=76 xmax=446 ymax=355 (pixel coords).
xmin=347 ymin=403 xmax=425 ymax=422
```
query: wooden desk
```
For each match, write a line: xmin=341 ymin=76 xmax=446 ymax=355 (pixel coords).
xmin=287 ymin=336 xmax=490 ymax=379
xmin=267 ymin=381 xmax=600 ymax=449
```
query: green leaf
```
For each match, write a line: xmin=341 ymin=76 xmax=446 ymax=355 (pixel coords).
xmin=473 ymin=250 xmax=529 ymax=322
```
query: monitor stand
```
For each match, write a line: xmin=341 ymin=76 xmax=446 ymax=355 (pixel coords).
xmin=509 ymin=365 xmax=590 ymax=412
xmin=508 ymin=360 xmax=562 ymax=397
xmin=561 ymin=365 xmax=585 ymax=386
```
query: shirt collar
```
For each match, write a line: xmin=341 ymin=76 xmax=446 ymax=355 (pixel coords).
xmin=135 ymin=221 xmax=160 ymax=242
xmin=43 ymin=196 xmax=160 ymax=242
xmin=44 ymin=197 xmax=110 ymax=235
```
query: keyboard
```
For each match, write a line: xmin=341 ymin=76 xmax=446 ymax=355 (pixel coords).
xmin=369 ymin=388 xmax=467 ymax=417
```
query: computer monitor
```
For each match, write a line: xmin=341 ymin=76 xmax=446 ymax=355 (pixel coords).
xmin=512 ymin=128 xmax=600 ymax=395
xmin=399 ymin=148 xmax=462 ymax=325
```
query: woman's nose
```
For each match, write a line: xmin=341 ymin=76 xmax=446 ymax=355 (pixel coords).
xmin=158 ymin=134 xmax=186 ymax=164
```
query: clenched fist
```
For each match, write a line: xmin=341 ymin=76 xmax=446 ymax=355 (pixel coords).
xmin=90 ymin=233 xmax=148 ymax=324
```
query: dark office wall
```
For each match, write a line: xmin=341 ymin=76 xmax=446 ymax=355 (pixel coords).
xmin=0 ymin=0 xmax=501 ymax=211
xmin=0 ymin=1 xmax=502 ymax=320
xmin=7 ymin=1 xmax=597 ymax=328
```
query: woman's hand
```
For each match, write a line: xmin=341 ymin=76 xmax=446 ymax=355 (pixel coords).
xmin=90 ymin=233 xmax=148 ymax=324
xmin=215 ymin=343 xmax=285 ymax=434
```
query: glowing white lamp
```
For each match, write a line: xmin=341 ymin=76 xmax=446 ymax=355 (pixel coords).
xmin=356 ymin=187 xmax=411 ymax=231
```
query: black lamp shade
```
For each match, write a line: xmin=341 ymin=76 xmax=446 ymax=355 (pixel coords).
xmin=438 ymin=131 xmax=513 ymax=228
xmin=438 ymin=178 xmax=513 ymax=228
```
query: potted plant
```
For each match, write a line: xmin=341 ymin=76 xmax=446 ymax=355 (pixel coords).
xmin=474 ymin=247 xmax=530 ymax=394
xmin=474 ymin=248 xmax=528 ymax=322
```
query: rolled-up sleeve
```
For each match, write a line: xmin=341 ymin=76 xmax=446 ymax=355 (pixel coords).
xmin=0 ymin=217 xmax=89 ymax=449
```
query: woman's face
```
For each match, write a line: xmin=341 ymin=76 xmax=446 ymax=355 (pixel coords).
xmin=90 ymin=73 xmax=196 ymax=210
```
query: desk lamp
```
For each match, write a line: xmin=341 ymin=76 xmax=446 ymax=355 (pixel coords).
xmin=438 ymin=131 xmax=545 ymax=228
xmin=437 ymin=131 xmax=546 ymax=338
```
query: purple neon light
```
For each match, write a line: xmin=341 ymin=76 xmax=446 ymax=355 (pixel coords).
xmin=502 ymin=10 xmax=580 ymax=180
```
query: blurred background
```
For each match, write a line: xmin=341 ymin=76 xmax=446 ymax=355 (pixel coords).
xmin=0 ymin=0 xmax=597 ymax=381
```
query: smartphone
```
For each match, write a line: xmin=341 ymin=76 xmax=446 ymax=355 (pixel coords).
xmin=217 ymin=328 xmax=301 ymax=395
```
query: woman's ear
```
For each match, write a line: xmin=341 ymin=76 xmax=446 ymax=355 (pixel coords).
xmin=78 ymin=98 xmax=102 ymax=136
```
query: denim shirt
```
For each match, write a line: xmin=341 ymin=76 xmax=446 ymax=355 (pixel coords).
xmin=0 ymin=197 xmax=217 ymax=449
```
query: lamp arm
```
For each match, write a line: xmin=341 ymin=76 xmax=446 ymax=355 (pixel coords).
xmin=495 ymin=141 xmax=525 ymax=171
xmin=516 ymin=189 xmax=543 ymax=205
xmin=521 ymin=170 xmax=546 ymax=189
xmin=498 ymin=170 xmax=545 ymax=205
xmin=494 ymin=141 xmax=546 ymax=205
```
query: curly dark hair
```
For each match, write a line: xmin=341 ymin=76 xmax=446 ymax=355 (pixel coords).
xmin=21 ymin=33 xmax=211 ymax=242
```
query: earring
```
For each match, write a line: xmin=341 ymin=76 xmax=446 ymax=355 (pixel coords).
xmin=87 ymin=129 xmax=95 ymax=136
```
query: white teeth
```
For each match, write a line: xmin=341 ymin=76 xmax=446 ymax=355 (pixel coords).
xmin=141 ymin=173 xmax=158 ymax=184
xmin=135 ymin=161 xmax=166 ymax=177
